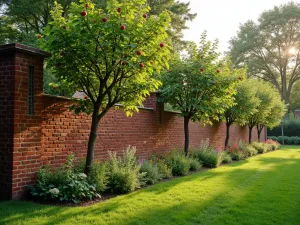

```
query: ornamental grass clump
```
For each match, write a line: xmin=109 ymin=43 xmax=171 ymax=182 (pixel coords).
xmin=251 ymin=142 xmax=268 ymax=154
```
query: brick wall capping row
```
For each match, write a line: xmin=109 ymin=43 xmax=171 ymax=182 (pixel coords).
xmin=43 ymin=94 xmax=155 ymax=111
xmin=0 ymin=43 xmax=50 ymax=58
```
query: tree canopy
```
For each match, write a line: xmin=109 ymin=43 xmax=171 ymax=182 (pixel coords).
xmin=40 ymin=0 xmax=171 ymax=173
xmin=160 ymin=33 xmax=237 ymax=154
xmin=229 ymin=2 xmax=300 ymax=110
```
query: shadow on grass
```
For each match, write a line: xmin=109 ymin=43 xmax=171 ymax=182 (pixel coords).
xmin=1 ymin=151 xmax=300 ymax=225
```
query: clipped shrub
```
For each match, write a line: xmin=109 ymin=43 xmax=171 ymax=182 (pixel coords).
xmin=165 ymin=151 xmax=191 ymax=176
xmin=31 ymin=153 xmax=100 ymax=203
xmin=188 ymin=157 xmax=202 ymax=171
xmin=267 ymin=136 xmax=278 ymax=142
xmin=140 ymin=160 xmax=162 ymax=185
xmin=294 ymin=137 xmax=300 ymax=145
xmin=156 ymin=160 xmax=173 ymax=179
xmin=107 ymin=146 xmax=143 ymax=194
xmin=251 ymin=142 xmax=267 ymax=154
xmin=277 ymin=136 xmax=290 ymax=145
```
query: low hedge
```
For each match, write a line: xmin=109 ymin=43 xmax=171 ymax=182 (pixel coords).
xmin=268 ymin=136 xmax=300 ymax=145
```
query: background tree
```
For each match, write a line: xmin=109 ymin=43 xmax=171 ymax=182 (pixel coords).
xmin=229 ymin=2 xmax=300 ymax=111
xmin=256 ymin=92 xmax=286 ymax=142
xmin=245 ymin=80 xmax=286 ymax=143
xmin=160 ymin=34 xmax=237 ymax=155
xmin=40 ymin=0 xmax=171 ymax=174
xmin=223 ymin=78 xmax=259 ymax=147
xmin=290 ymin=80 xmax=300 ymax=112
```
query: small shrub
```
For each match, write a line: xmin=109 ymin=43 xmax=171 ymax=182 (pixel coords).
xmin=225 ymin=144 xmax=247 ymax=161
xmin=277 ymin=136 xmax=290 ymax=145
xmin=245 ymin=145 xmax=258 ymax=156
xmin=140 ymin=160 xmax=162 ymax=185
xmin=31 ymin=153 xmax=100 ymax=203
xmin=267 ymin=136 xmax=278 ymax=142
xmin=165 ymin=151 xmax=191 ymax=176
xmin=219 ymin=151 xmax=233 ymax=164
xmin=294 ymin=137 xmax=300 ymax=145
xmin=107 ymin=146 xmax=143 ymax=194
xmin=191 ymin=149 xmax=222 ymax=168
xmin=265 ymin=139 xmax=281 ymax=150
xmin=188 ymin=157 xmax=202 ymax=171
xmin=251 ymin=142 xmax=267 ymax=154
xmin=74 ymin=159 xmax=108 ymax=193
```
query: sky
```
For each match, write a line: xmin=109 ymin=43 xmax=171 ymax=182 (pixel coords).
xmin=182 ymin=0 xmax=300 ymax=53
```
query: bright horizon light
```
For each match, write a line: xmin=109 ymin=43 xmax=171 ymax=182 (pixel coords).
xmin=289 ymin=47 xmax=297 ymax=55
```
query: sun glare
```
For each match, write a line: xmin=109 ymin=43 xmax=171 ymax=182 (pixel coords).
xmin=289 ymin=47 xmax=297 ymax=55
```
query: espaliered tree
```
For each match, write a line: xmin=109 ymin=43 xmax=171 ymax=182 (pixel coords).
xmin=40 ymin=0 xmax=171 ymax=174
xmin=245 ymin=80 xmax=286 ymax=143
xmin=222 ymin=77 xmax=260 ymax=147
xmin=160 ymin=34 xmax=237 ymax=155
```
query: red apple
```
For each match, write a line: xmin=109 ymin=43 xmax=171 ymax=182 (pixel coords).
xmin=102 ymin=17 xmax=108 ymax=22
xmin=120 ymin=24 xmax=126 ymax=30
xmin=117 ymin=7 xmax=121 ymax=13
xmin=84 ymin=96 xmax=88 ymax=100
xmin=160 ymin=42 xmax=164 ymax=48
xmin=143 ymin=13 xmax=147 ymax=18
xmin=81 ymin=11 xmax=87 ymax=16
xmin=139 ymin=63 xmax=145 ymax=68
xmin=85 ymin=3 xmax=89 ymax=8
xmin=137 ymin=50 xmax=142 ymax=56
xmin=200 ymin=68 xmax=204 ymax=72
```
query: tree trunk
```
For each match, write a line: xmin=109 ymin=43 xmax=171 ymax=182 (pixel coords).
xmin=225 ymin=123 xmax=231 ymax=147
xmin=248 ymin=126 xmax=253 ymax=144
xmin=257 ymin=128 xmax=261 ymax=142
xmin=184 ymin=117 xmax=190 ymax=156
xmin=84 ymin=112 xmax=100 ymax=175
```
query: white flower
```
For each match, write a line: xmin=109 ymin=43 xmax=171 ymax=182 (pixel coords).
xmin=78 ymin=173 xmax=87 ymax=179
xmin=49 ymin=188 xmax=60 ymax=195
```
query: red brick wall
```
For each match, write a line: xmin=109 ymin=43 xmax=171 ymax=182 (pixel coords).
xmin=0 ymin=44 xmax=265 ymax=200
xmin=0 ymin=50 xmax=15 ymax=200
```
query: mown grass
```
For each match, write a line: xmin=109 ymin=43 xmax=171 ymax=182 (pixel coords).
xmin=1 ymin=146 xmax=300 ymax=225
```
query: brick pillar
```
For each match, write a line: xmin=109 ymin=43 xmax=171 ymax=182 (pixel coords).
xmin=0 ymin=44 xmax=49 ymax=200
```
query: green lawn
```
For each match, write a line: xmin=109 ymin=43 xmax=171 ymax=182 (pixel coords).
xmin=1 ymin=146 xmax=300 ymax=225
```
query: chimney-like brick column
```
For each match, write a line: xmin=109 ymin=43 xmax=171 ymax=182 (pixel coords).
xmin=0 ymin=43 xmax=49 ymax=200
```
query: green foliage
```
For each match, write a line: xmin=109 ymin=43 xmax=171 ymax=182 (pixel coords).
xmin=165 ymin=151 xmax=191 ymax=176
xmin=40 ymin=0 xmax=171 ymax=116
xmin=160 ymin=33 xmax=237 ymax=124
xmin=238 ymin=141 xmax=258 ymax=157
xmin=190 ymin=139 xmax=223 ymax=168
xmin=188 ymin=158 xmax=202 ymax=171
xmin=223 ymin=79 xmax=259 ymax=126
xmin=219 ymin=151 xmax=233 ymax=164
xmin=225 ymin=144 xmax=247 ymax=161
xmin=229 ymin=2 xmax=300 ymax=109
xmin=269 ymin=136 xmax=300 ymax=145
xmin=140 ymin=160 xmax=162 ymax=185
xmin=244 ymin=80 xmax=286 ymax=142
xmin=251 ymin=142 xmax=268 ymax=154
xmin=107 ymin=147 xmax=143 ymax=194
xmin=268 ymin=114 xmax=300 ymax=137
xmin=150 ymin=157 xmax=173 ymax=179
xmin=31 ymin=154 xmax=100 ymax=203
